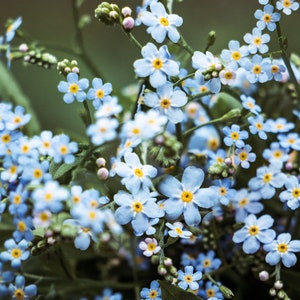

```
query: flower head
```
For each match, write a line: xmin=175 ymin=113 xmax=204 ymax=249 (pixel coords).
xmin=177 ymin=265 xmax=202 ymax=291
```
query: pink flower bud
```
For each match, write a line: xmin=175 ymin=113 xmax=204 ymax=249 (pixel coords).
xmin=96 ymin=157 xmax=106 ymax=167
xmin=122 ymin=17 xmax=135 ymax=31
xmin=121 ymin=6 xmax=132 ymax=17
xmin=259 ymin=270 xmax=269 ymax=281
xmin=97 ymin=167 xmax=109 ymax=180
xmin=19 ymin=43 xmax=28 ymax=52
xmin=72 ymin=67 xmax=79 ymax=73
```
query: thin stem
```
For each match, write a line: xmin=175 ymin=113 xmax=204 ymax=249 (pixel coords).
xmin=173 ymin=72 xmax=195 ymax=87
xmin=120 ymin=26 xmax=143 ymax=51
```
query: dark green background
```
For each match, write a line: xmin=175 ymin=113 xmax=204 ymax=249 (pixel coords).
xmin=0 ymin=0 xmax=299 ymax=136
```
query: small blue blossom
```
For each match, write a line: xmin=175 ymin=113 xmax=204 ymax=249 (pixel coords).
xmin=159 ymin=166 xmax=217 ymax=226
xmin=0 ymin=238 xmax=29 ymax=268
xmin=114 ymin=152 xmax=157 ymax=193
xmin=94 ymin=288 xmax=122 ymax=300
xmin=166 ymin=221 xmax=192 ymax=239
xmin=114 ymin=189 xmax=163 ymax=236
xmin=177 ymin=265 xmax=202 ymax=290
xmin=279 ymin=175 xmax=300 ymax=210
xmin=87 ymin=77 xmax=113 ymax=109
xmin=197 ymin=281 xmax=224 ymax=300
xmin=276 ymin=0 xmax=299 ymax=15
xmin=8 ymin=275 xmax=37 ymax=300
xmin=220 ymin=40 xmax=249 ymax=68
xmin=278 ymin=132 xmax=300 ymax=150
xmin=140 ymin=2 xmax=183 ymax=43
xmin=13 ymin=216 xmax=34 ymax=242
xmin=87 ymin=117 xmax=119 ymax=146
xmin=232 ymin=214 xmax=276 ymax=254
xmin=139 ymin=237 xmax=161 ymax=257
xmin=243 ymin=54 xmax=270 ymax=83
xmin=144 ymin=81 xmax=187 ymax=123
xmin=264 ymin=233 xmax=300 ymax=267
xmin=133 ymin=42 xmax=179 ymax=88
xmin=243 ymin=27 xmax=270 ymax=54
xmin=140 ymin=280 xmax=162 ymax=300
xmin=254 ymin=4 xmax=281 ymax=31
xmin=223 ymin=124 xmax=248 ymax=148
xmin=231 ymin=188 xmax=263 ymax=222
xmin=265 ymin=117 xmax=295 ymax=133
xmin=266 ymin=59 xmax=286 ymax=81
xmin=262 ymin=142 xmax=289 ymax=167
xmin=51 ymin=134 xmax=78 ymax=164
xmin=196 ymin=250 xmax=222 ymax=273
xmin=248 ymin=164 xmax=286 ymax=199
xmin=234 ymin=144 xmax=257 ymax=169
xmin=5 ymin=16 xmax=22 ymax=43
xmin=5 ymin=105 xmax=31 ymax=131
xmin=248 ymin=115 xmax=269 ymax=140
xmin=57 ymin=72 xmax=89 ymax=103
xmin=240 ymin=95 xmax=262 ymax=115
xmin=212 ymin=178 xmax=236 ymax=206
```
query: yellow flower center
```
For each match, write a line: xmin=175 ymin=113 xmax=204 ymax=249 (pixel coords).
xmin=33 ymin=168 xmax=43 ymax=179
xmin=14 ymin=289 xmax=25 ymax=300
xmin=253 ymin=37 xmax=262 ymax=46
xmin=184 ymin=275 xmax=193 ymax=283
xmin=10 ymin=165 xmax=17 ymax=174
xmin=175 ymin=227 xmax=183 ymax=235
xmin=72 ymin=196 xmax=81 ymax=204
xmin=147 ymin=242 xmax=157 ymax=251
xmin=11 ymin=248 xmax=22 ymax=258
xmin=13 ymin=116 xmax=22 ymax=124
xmin=239 ymin=151 xmax=248 ymax=161
xmin=208 ymin=138 xmax=219 ymax=151
xmin=13 ymin=194 xmax=21 ymax=205
xmin=43 ymin=141 xmax=51 ymax=148
xmin=69 ymin=83 xmax=79 ymax=94
xmin=273 ymin=150 xmax=282 ymax=158
xmin=263 ymin=173 xmax=272 ymax=183
xmin=132 ymin=201 xmax=143 ymax=213
xmin=253 ymin=65 xmax=262 ymax=75
xmin=160 ymin=98 xmax=171 ymax=109
xmin=292 ymin=188 xmax=300 ymax=198
xmin=44 ymin=192 xmax=53 ymax=201
xmin=181 ymin=191 xmax=193 ymax=203
xmin=60 ymin=145 xmax=69 ymax=155
xmin=2 ymin=133 xmax=11 ymax=143
xmin=134 ymin=168 xmax=144 ymax=178
xmin=152 ymin=58 xmax=163 ymax=69
xmin=231 ymin=51 xmax=241 ymax=61
xmin=99 ymin=127 xmax=107 ymax=133
xmin=199 ymin=85 xmax=208 ymax=93
xmin=271 ymin=65 xmax=279 ymax=73
xmin=263 ymin=13 xmax=272 ymax=23
xmin=18 ymin=221 xmax=27 ymax=232
xmin=239 ymin=198 xmax=249 ymax=207
xmin=40 ymin=211 xmax=50 ymax=221
xmin=88 ymin=210 xmax=96 ymax=219
xmin=203 ymin=259 xmax=211 ymax=267
xmin=159 ymin=16 xmax=169 ymax=27
xmin=21 ymin=144 xmax=29 ymax=153
xmin=149 ymin=290 xmax=158 ymax=299
xmin=223 ymin=71 xmax=233 ymax=80
xmin=96 ymin=89 xmax=105 ymax=99
xmin=132 ymin=127 xmax=140 ymax=135
xmin=277 ymin=243 xmax=289 ymax=253
xmin=219 ymin=187 xmax=227 ymax=196
xmin=230 ymin=132 xmax=240 ymax=141
xmin=283 ymin=0 xmax=291 ymax=8
xmin=207 ymin=289 xmax=215 ymax=297
xmin=248 ymin=225 xmax=259 ymax=236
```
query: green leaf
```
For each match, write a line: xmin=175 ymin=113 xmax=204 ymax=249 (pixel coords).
xmin=158 ymin=280 xmax=204 ymax=300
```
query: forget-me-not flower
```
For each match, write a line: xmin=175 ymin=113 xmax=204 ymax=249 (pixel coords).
xmin=243 ymin=27 xmax=270 ymax=54
xmin=177 ymin=265 xmax=202 ymax=290
xmin=140 ymin=280 xmax=162 ymax=300
xmin=196 ymin=250 xmax=222 ymax=273
xmin=279 ymin=175 xmax=300 ymax=210
xmin=234 ymin=144 xmax=257 ymax=169
xmin=140 ymin=2 xmax=183 ymax=43
xmin=87 ymin=77 xmax=112 ymax=109
xmin=143 ymin=81 xmax=187 ymax=123
xmin=8 ymin=275 xmax=37 ymax=300
xmin=264 ymin=233 xmax=300 ymax=267
xmin=233 ymin=214 xmax=276 ymax=254
xmin=254 ymin=4 xmax=281 ymax=31
xmin=276 ymin=0 xmax=299 ymax=15
xmin=223 ymin=124 xmax=248 ymax=148
xmin=134 ymin=42 xmax=179 ymax=88
xmin=5 ymin=16 xmax=22 ymax=43
xmin=159 ymin=166 xmax=217 ymax=226
xmin=57 ymin=72 xmax=89 ymax=103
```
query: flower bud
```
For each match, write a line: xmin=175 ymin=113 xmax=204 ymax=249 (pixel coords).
xmin=122 ymin=16 xmax=135 ymax=31
xmin=163 ymin=257 xmax=173 ymax=267
xmin=219 ymin=285 xmax=234 ymax=298
xmin=274 ymin=280 xmax=283 ymax=290
xmin=157 ymin=264 xmax=168 ymax=276
xmin=97 ymin=167 xmax=109 ymax=180
xmin=259 ymin=270 xmax=269 ymax=281
xmin=121 ymin=6 xmax=132 ymax=17
xmin=19 ymin=43 xmax=28 ymax=52
xmin=96 ymin=157 xmax=106 ymax=167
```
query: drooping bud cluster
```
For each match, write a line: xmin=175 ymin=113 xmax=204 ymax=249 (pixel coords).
xmin=95 ymin=2 xmax=121 ymax=26
xmin=269 ymin=280 xmax=291 ymax=300
xmin=157 ymin=257 xmax=178 ymax=284
xmin=57 ymin=59 xmax=80 ymax=77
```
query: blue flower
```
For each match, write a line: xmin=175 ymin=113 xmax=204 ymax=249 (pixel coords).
xmin=95 ymin=288 xmax=122 ymax=300
xmin=114 ymin=189 xmax=163 ymax=236
xmin=87 ymin=77 xmax=113 ymax=109
xmin=223 ymin=124 xmax=248 ymax=148
xmin=242 ymin=54 xmax=270 ymax=83
xmin=87 ymin=117 xmax=119 ymax=146
xmin=265 ymin=117 xmax=295 ymax=133
xmin=220 ymin=40 xmax=248 ymax=69
xmin=57 ymin=72 xmax=89 ymax=103
xmin=140 ymin=280 xmax=162 ymax=300
xmin=248 ymin=164 xmax=286 ymax=199
xmin=248 ymin=115 xmax=269 ymax=140
xmin=212 ymin=178 xmax=236 ymax=206
xmin=279 ymin=175 xmax=300 ymax=210
xmin=177 ymin=265 xmax=202 ymax=290
xmin=144 ymin=81 xmax=187 ymax=123
xmin=13 ymin=216 xmax=34 ymax=242
xmin=254 ymin=4 xmax=281 ymax=31
xmin=231 ymin=188 xmax=263 ymax=222
xmin=234 ymin=144 xmax=257 ymax=169
xmin=197 ymin=281 xmax=224 ymax=300
xmin=262 ymin=142 xmax=289 ymax=167
xmin=159 ymin=166 xmax=217 ymax=226
xmin=140 ymin=2 xmax=183 ymax=43
xmin=0 ymin=239 xmax=29 ymax=268
xmin=276 ymin=0 xmax=299 ymax=15
xmin=243 ymin=27 xmax=270 ymax=54
xmin=133 ymin=42 xmax=179 ymax=88
xmin=196 ymin=250 xmax=222 ymax=273
xmin=5 ymin=17 xmax=22 ymax=43
xmin=278 ymin=132 xmax=300 ymax=150
xmin=8 ymin=275 xmax=37 ymax=300
xmin=6 ymin=105 xmax=31 ymax=131
xmin=51 ymin=134 xmax=78 ymax=164
xmin=166 ymin=221 xmax=192 ymax=239
xmin=264 ymin=233 xmax=300 ymax=267
xmin=266 ymin=59 xmax=286 ymax=81
xmin=0 ymin=262 xmax=14 ymax=297
xmin=232 ymin=214 xmax=276 ymax=254
xmin=114 ymin=152 xmax=157 ymax=193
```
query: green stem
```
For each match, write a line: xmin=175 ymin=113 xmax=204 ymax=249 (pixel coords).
xmin=177 ymin=34 xmax=194 ymax=56
xmin=82 ymin=100 xmax=93 ymax=127
xmin=120 ymin=27 xmax=143 ymax=51
xmin=173 ymin=72 xmax=195 ymax=87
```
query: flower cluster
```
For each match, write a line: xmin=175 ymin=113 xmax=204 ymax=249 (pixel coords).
xmin=1 ymin=0 xmax=300 ymax=299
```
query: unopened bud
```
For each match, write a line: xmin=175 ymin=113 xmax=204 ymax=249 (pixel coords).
xmin=19 ymin=43 xmax=28 ymax=52
xmin=259 ymin=270 xmax=269 ymax=281
xmin=219 ymin=285 xmax=234 ymax=298
xmin=122 ymin=6 xmax=132 ymax=17
xmin=97 ymin=167 xmax=109 ymax=180
xmin=274 ymin=280 xmax=283 ymax=290
xmin=164 ymin=257 xmax=173 ymax=267
xmin=96 ymin=157 xmax=106 ymax=167
xmin=207 ymin=30 xmax=216 ymax=48
xmin=157 ymin=264 xmax=167 ymax=276
xmin=122 ymin=16 xmax=135 ymax=31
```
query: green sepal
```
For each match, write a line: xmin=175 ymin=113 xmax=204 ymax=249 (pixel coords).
xmin=158 ymin=280 xmax=204 ymax=300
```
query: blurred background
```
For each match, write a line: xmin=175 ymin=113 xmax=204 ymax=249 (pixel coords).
xmin=0 ymin=0 xmax=299 ymax=137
